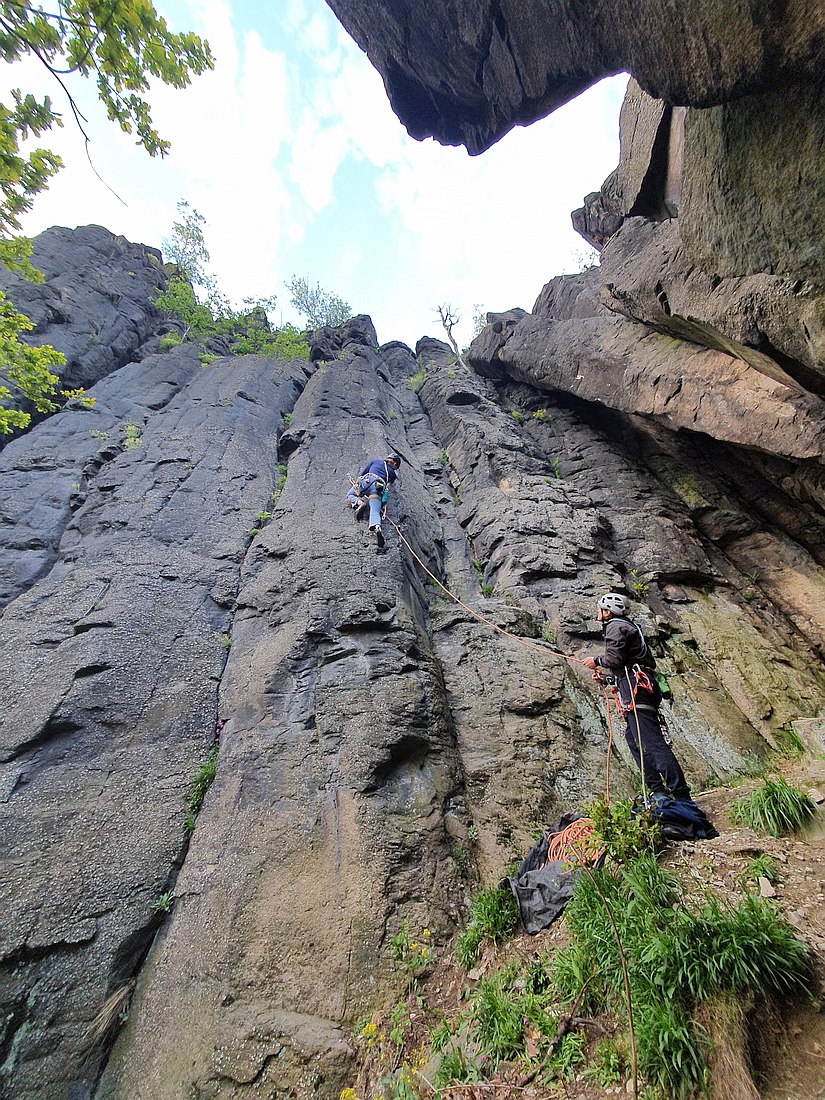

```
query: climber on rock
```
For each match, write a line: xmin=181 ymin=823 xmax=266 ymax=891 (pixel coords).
xmin=582 ymin=592 xmax=693 ymax=804
xmin=346 ymin=452 xmax=402 ymax=547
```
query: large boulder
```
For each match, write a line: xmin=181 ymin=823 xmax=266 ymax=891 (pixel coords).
xmin=326 ymin=0 xmax=825 ymax=152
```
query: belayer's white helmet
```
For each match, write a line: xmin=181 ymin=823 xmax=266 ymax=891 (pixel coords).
xmin=598 ymin=592 xmax=628 ymax=615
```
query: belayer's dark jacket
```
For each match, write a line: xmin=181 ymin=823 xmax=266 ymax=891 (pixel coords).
xmin=594 ymin=616 xmax=656 ymax=673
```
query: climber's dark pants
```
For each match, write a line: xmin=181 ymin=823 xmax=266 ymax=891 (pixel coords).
xmin=624 ymin=705 xmax=691 ymax=800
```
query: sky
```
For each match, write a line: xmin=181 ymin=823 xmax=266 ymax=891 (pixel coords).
xmin=2 ymin=0 xmax=628 ymax=350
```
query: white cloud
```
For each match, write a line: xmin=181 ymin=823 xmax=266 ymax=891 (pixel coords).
xmin=0 ymin=0 xmax=626 ymax=347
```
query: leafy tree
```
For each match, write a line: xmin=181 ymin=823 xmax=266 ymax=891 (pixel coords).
xmin=287 ymin=275 xmax=351 ymax=329
xmin=0 ymin=0 xmax=213 ymax=433
xmin=162 ymin=201 xmax=214 ymax=289
xmin=0 ymin=294 xmax=65 ymax=434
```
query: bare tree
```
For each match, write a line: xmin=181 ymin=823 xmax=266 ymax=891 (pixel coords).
xmin=435 ymin=303 xmax=462 ymax=360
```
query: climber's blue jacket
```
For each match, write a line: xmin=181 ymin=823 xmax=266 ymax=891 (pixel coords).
xmin=358 ymin=459 xmax=398 ymax=485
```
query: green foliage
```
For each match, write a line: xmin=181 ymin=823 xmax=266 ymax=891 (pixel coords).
xmin=282 ymin=412 xmax=293 ymax=427
xmin=546 ymin=1030 xmax=587 ymax=1079
xmin=163 ymin=200 xmax=213 ymax=287
xmin=214 ymin=632 xmax=231 ymax=650
xmin=552 ymin=850 xmax=811 ymax=1096
xmin=582 ymin=1038 xmax=624 ymax=1087
xmin=730 ymin=775 xmax=817 ymax=837
xmin=153 ymin=278 xmax=217 ymax=345
xmin=390 ymin=920 xmax=433 ymax=986
xmin=122 ymin=423 xmax=142 ymax=450
xmin=159 ymin=332 xmax=182 ymax=350
xmin=548 ymin=456 xmax=561 ymax=478
xmin=737 ymin=854 xmax=780 ymax=889
xmin=481 ymin=583 xmax=493 ymax=598
xmin=469 ymin=972 xmax=527 ymax=1062
xmin=586 ymin=797 xmax=660 ymax=864
xmin=286 ymin=274 xmax=350 ymax=328
xmin=455 ymin=883 xmax=519 ymax=970
xmin=151 ymin=889 xmax=174 ymax=915
xmin=271 ymin=463 xmax=287 ymax=502
xmin=439 ymin=448 xmax=449 ymax=466
xmin=510 ymin=409 xmax=525 ymax=424
xmin=389 ymin=999 xmax=408 ymax=1046
xmin=407 ymin=363 xmax=427 ymax=392
xmin=0 ymin=290 xmax=66 ymax=432
xmin=267 ymin=323 xmax=310 ymax=360
xmin=379 ymin=1064 xmax=419 ymax=1100
xmin=774 ymin=724 xmax=807 ymax=759
xmin=0 ymin=3 xmax=212 ymax=210
xmin=199 ymin=352 xmax=218 ymax=367
xmin=531 ymin=408 xmax=547 ymax=421
xmin=629 ymin=568 xmax=649 ymax=598
xmin=256 ymin=510 xmax=272 ymax=522
xmin=0 ymin=3 xmax=210 ymax=433
xmin=433 ymin=1046 xmax=479 ymax=1087
xmin=185 ymin=744 xmax=218 ymax=833
xmin=541 ymin=623 xmax=557 ymax=646
xmin=155 ymin=211 xmax=308 ymax=361
xmin=89 ymin=429 xmax=109 ymax=440
xmin=471 ymin=303 xmax=486 ymax=339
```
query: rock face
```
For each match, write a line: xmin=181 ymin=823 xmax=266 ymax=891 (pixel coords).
xmin=0 ymin=225 xmax=168 ymax=402
xmin=1 ymin=223 xmax=824 ymax=1098
xmin=326 ymin=0 xmax=825 ymax=152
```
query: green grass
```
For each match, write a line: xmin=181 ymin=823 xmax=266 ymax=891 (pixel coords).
xmin=737 ymin=853 xmax=779 ymax=888
xmin=550 ymin=851 xmax=811 ymax=1096
xmin=407 ymin=364 xmax=427 ymax=391
xmin=455 ymin=883 xmax=520 ymax=970
xmin=730 ymin=775 xmax=817 ymax=837
xmin=433 ymin=1047 xmax=479 ymax=1088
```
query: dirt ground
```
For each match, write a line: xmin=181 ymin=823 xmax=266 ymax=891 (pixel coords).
xmin=354 ymin=756 xmax=825 ymax=1100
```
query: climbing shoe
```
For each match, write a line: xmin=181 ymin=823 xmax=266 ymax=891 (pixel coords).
xmin=371 ymin=525 xmax=385 ymax=548
xmin=355 ymin=501 xmax=368 ymax=521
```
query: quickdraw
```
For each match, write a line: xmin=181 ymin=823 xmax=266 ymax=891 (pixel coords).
xmin=608 ymin=664 xmax=655 ymax=717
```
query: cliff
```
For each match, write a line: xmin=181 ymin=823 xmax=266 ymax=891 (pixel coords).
xmin=1 ymin=2 xmax=824 ymax=1094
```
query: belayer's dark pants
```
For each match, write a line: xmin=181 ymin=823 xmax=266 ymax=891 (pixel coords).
xmin=624 ymin=705 xmax=691 ymax=800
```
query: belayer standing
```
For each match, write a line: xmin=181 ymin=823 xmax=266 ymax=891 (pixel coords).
xmin=346 ymin=452 xmax=402 ymax=547
xmin=582 ymin=592 xmax=692 ymax=803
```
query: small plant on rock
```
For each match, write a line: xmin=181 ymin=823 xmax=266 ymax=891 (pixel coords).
xmin=184 ymin=744 xmax=219 ymax=834
xmin=548 ymin=456 xmax=561 ymax=478
xmin=282 ymin=411 xmax=293 ymax=427
xmin=541 ymin=623 xmax=557 ymax=646
xmin=151 ymin=889 xmax=174 ymax=914
xmin=123 ymin=422 xmax=142 ymax=450
xmin=737 ymin=854 xmax=780 ymax=889
xmin=390 ymin=919 xmax=434 ymax=986
xmin=511 ymin=409 xmax=524 ymax=424
xmin=532 ymin=408 xmax=547 ymax=421
xmin=271 ymin=462 xmax=287 ymax=502
xmin=407 ymin=362 xmax=427 ymax=392
xmin=629 ymin=568 xmax=649 ymax=598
